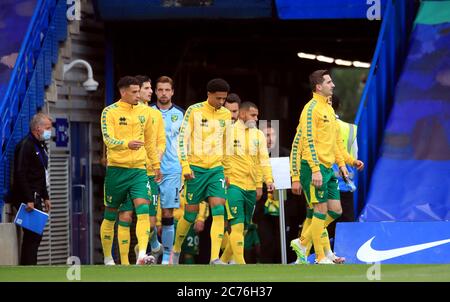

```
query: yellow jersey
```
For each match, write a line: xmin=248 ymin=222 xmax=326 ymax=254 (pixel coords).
xmin=290 ymin=118 xmax=303 ymax=182
xmin=335 ymin=119 xmax=355 ymax=166
xmin=294 ymin=93 xmax=344 ymax=174
xmin=146 ymin=107 xmax=166 ymax=176
xmin=178 ymin=100 xmax=231 ymax=175
xmin=101 ymin=100 xmax=160 ymax=170
xmin=290 ymin=110 xmax=352 ymax=181
xmin=223 ymin=119 xmax=273 ymax=190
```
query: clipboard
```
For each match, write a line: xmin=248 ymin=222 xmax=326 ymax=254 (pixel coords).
xmin=14 ymin=203 xmax=49 ymax=235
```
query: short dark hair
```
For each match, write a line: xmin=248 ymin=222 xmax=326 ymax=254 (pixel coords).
xmin=309 ymin=70 xmax=330 ymax=92
xmin=225 ymin=93 xmax=241 ymax=104
xmin=156 ymin=76 xmax=174 ymax=89
xmin=134 ymin=75 xmax=151 ymax=88
xmin=331 ymin=94 xmax=340 ymax=111
xmin=117 ymin=76 xmax=140 ymax=90
xmin=207 ymin=78 xmax=230 ymax=93
xmin=239 ymin=101 xmax=258 ymax=111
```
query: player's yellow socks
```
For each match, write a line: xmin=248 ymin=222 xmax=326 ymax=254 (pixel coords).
xmin=220 ymin=236 xmax=233 ymax=263
xmin=299 ymin=208 xmax=314 ymax=253
xmin=210 ymin=205 xmax=225 ymax=261
xmin=221 ymin=231 xmax=230 ymax=250
xmin=325 ymin=210 xmax=341 ymax=227
xmin=100 ymin=210 xmax=117 ymax=258
xmin=305 ymin=241 xmax=313 ymax=257
xmin=118 ymin=221 xmax=131 ymax=265
xmin=229 ymin=223 xmax=245 ymax=264
xmin=135 ymin=204 xmax=150 ymax=258
xmin=301 ymin=218 xmax=312 ymax=236
xmin=301 ymin=208 xmax=314 ymax=235
xmin=311 ymin=212 xmax=326 ymax=261
xmin=321 ymin=228 xmax=331 ymax=254
xmin=300 ymin=223 xmax=311 ymax=247
xmin=173 ymin=211 xmax=196 ymax=253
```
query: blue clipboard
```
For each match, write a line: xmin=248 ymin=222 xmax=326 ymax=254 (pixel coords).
xmin=14 ymin=203 xmax=49 ymax=235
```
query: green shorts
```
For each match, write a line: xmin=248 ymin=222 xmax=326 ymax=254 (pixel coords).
xmin=175 ymin=220 xmax=199 ymax=255
xmin=185 ymin=165 xmax=227 ymax=205
xmin=225 ymin=185 xmax=256 ymax=227
xmin=147 ymin=176 xmax=159 ymax=216
xmin=104 ymin=166 xmax=149 ymax=209
xmin=300 ymin=160 xmax=339 ymax=206
xmin=119 ymin=175 xmax=158 ymax=215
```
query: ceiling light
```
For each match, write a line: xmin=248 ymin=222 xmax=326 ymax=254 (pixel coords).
xmin=335 ymin=59 xmax=352 ymax=66
xmin=297 ymin=52 xmax=316 ymax=60
xmin=316 ymin=55 xmax=334 ymax=63
xmin=353 ymin=61 xmax=371 ymax=68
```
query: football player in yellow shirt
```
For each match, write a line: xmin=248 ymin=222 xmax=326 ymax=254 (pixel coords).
xmin=100 ymin=76 xmax=160 ymax=265
xmin=116 ymin=75 xmax=166 ymax=265
xmin=221 ymin=102 xmax=275 ymax=264
xmin=171 ymin=78 xmax=232 ymax=264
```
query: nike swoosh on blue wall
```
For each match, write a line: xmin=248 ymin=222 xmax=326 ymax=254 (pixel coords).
xmin=356 ymin=236 xmax=450 ymax=262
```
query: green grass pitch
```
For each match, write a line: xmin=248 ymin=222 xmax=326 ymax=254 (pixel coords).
xmin=1 ymin=264 xmax=449 ymax=282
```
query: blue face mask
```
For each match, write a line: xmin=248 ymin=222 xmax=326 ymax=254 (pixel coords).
xmin=41 ymin=129 xmax=52 ymax=141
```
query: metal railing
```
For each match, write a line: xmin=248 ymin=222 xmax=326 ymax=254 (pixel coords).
xmin=0 ymin=0 xmax=67 ymax=221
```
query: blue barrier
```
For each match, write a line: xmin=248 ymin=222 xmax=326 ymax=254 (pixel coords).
xmin=276 ymin=0 xmax=387 ymax=19
xmin=354 ymin=0 xmax=416 ymax=214
xmin=0 ymin=0 xmax=67 ymax=222
xmin=335 ymin=222 xmax=450 ymax=264
xmin=359 ymin=1 xmax=450 ymax=222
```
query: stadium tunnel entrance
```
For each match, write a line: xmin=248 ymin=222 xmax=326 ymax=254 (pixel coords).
xmin=107 ymin=18 xmax=380 ymax=149
xmin=102 ymin=18 xmax=380 ymax=264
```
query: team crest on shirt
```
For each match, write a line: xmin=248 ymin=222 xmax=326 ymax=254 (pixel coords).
xmin=219 ymin=119 xmax=225 ymax=127
xmin=171 ymin=115 xmax=178 ymax=122
xmin=187 ymin=193 xmax=194 ymax=201
xmin=107 ymin=195 xmax=112 ymax=203
xmin=318 ymin=190 xmax=324 ymax=198
xmin=138 ymin=116 xmax=146 ymax=124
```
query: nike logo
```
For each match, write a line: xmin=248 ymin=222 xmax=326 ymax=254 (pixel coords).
xmin=357 ymin=236 xmax=450 ymax=262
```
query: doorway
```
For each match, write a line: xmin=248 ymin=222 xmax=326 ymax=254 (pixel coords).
xmin=70 ymin=122 xmax=92 ymax=264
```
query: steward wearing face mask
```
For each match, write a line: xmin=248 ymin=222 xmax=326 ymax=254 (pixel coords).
xmin=11 ymin=112 xmax=52 ymax=265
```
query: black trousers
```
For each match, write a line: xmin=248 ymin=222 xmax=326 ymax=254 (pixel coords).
xmin=21 ymin=228 xmax=42 ymax=265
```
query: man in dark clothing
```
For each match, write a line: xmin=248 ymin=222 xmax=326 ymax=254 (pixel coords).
xmin=12 ymin=112 xmax=52 ymax=265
